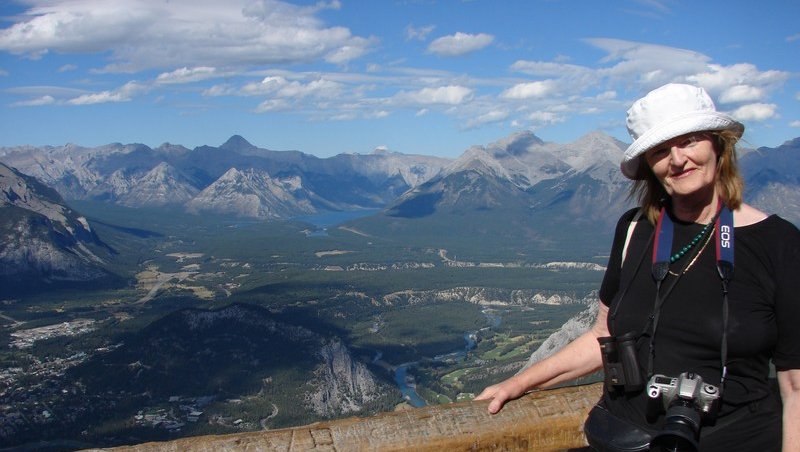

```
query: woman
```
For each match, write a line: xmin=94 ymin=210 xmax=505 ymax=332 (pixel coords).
xmin=475 ymin=83 xmax=800 ymax=451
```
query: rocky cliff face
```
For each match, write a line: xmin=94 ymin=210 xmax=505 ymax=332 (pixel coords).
xmin=0 ymin=162 xmax=112 ymax=286
xmin=307 ymin=339 xmax=385 ymax=416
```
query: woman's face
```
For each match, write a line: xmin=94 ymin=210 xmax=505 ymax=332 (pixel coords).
xmin=645 ymin=132 xmax=718 ymax=200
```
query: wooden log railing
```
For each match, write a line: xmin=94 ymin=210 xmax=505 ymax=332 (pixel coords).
xmin=86 ymin=382 xmax=602 ymax=452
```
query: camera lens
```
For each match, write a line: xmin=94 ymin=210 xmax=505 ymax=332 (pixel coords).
xmin=650 ymin=404 xmax=701 ymax=452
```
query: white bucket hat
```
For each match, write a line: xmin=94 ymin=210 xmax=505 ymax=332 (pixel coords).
xmin=621 ymin=83 xmax=744 ymax=179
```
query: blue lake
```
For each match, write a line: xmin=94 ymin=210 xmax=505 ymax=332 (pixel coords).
xmin=293 ymin=209 xmax=381 ymax=235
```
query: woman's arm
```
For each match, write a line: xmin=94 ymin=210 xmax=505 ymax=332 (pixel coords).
xmin=475 ymin=301 xmax=609 ymax=414
xmin=779 ymin=369 xmax=800 ymax=452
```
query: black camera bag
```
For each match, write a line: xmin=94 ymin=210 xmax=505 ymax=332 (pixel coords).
xmin=584 ymin=403 xmax=654 ymax=452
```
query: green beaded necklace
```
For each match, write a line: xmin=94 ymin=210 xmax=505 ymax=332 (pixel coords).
xmin=669 ymin=220 xmax=714 ymax=263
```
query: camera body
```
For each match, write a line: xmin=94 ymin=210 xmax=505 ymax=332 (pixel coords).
xmin=598 ymin=331 xmax=644 ymax=392
xmin=646 ymin=372 xmax=720 ymax=419
xmin=646 ymin=372 xmax=721 ymax=451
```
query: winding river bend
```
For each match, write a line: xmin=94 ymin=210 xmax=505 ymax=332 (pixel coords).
xmin=393 ymin=309 xmax=502 ymax=407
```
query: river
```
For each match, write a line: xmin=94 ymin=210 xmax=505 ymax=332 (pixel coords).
xmin=393 ymin=308 xmax=503 ymax=407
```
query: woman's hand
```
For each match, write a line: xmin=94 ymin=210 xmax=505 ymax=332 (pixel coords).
xmin=475 ymin=375 xmax=528 ymax=414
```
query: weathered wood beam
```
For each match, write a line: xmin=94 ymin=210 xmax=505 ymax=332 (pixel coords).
xmin=87 ymin=382 xmax=602 ymax=452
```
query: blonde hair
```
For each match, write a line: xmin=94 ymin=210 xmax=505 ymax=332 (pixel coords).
xmin=629 ymin=129 xmax=744 ymax=224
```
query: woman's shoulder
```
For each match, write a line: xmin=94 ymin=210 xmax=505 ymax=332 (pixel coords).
xmin=735 ymin=205 xmax=800 ymax=244
xmin=734 ymin=203 xmax=768 ymax=227
xmin=617 ymin=207 xmax=644 ymax=224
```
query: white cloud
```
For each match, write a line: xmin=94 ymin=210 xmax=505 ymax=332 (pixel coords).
xmin=465 ymin=110 xmax=508 ymax=128
xmin=242 ymin=76 xmax=289 ymax=96
xmin=279 ymin=78 xmax=343 ymax=98
xmin=67 ymin=91 xmax=130 ymax=105
xmin=406 ymin=24 xmax=435 ymax=41
xmin=595 ymin=90 xmax=617 ymax=100
xmin=203 ymin=84 xmax=237 ymax=97
xmin=790 ymin=120 xmax=800 ymax=128
xmin=242 ymin=76 xmax=342 ymax=99
xmin=730 ymin=103 xmax=778 ymax=122
xmin=66 ymin=81 xmax=148 ymax=105
xmin=11 ymin=95 xmax=55 ymax=107
xmin=578 ymin=38 xmax=790 ymax=121
xmin=370 ymin=110 xmax=390 ymax=119
xmin=255 ymin=98 xmax=291 ymax=113
xmin=0 ymin=68 xmax=7 ymax=76
xmin=719 ymin=84 xmax=764 ymax=104
xmin=500 ymin=80 xmax=556 ymax=100
xmin=587 ymin=38 xmax=711 ymax=87
xmin=787 ymin=33 xmax=800 ymax=42
xmin=156 ymin=67 xmax=219 ymax=84
xmin=527 ymin=111 xmax=563 ymax=125
xmin=57 ymin=64 xmax=77 ymax=72
xmin=396 ymin=85 xmax=473 ymax=106
xmin=0 ymin=0 xmax=373 ymax=71
xmin=686 ymin=64 xmax=788 ymax=97
xmin=428 ymin=32 xmax=494 ymax=57
xmin=325 ymin=42 xmax=372 ymax=64
xmin=510 ymin=60 xmax=590 ymax=78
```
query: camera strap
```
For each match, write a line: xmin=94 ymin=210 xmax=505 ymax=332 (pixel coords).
xmin=646 ymin=199 xmax=735 ymax=386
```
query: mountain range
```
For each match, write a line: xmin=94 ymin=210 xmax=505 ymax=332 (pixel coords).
xmin=1 ymin=132 xmax=798 ymax=286
xmin=0 ymin=136 xmax=448 ymax=217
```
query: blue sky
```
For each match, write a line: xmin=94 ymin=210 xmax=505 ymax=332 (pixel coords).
xmin=0 ymin=0 xmax=798 ymax=158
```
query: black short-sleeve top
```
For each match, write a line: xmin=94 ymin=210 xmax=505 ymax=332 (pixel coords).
xmin=599 ymin=208 xmax=800 ymax=412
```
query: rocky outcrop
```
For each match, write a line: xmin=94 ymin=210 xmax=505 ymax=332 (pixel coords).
xmin=522 ymin=302 xmax=599 ymax=370
xmin=306 ymin=340 xmax=384 ymax=416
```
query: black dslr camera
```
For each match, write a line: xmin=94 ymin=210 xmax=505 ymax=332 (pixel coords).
xmin=598 ymin=331 xmax=644 ymax=392
xmin=646 ymin=372 xmax=721 ymax=451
